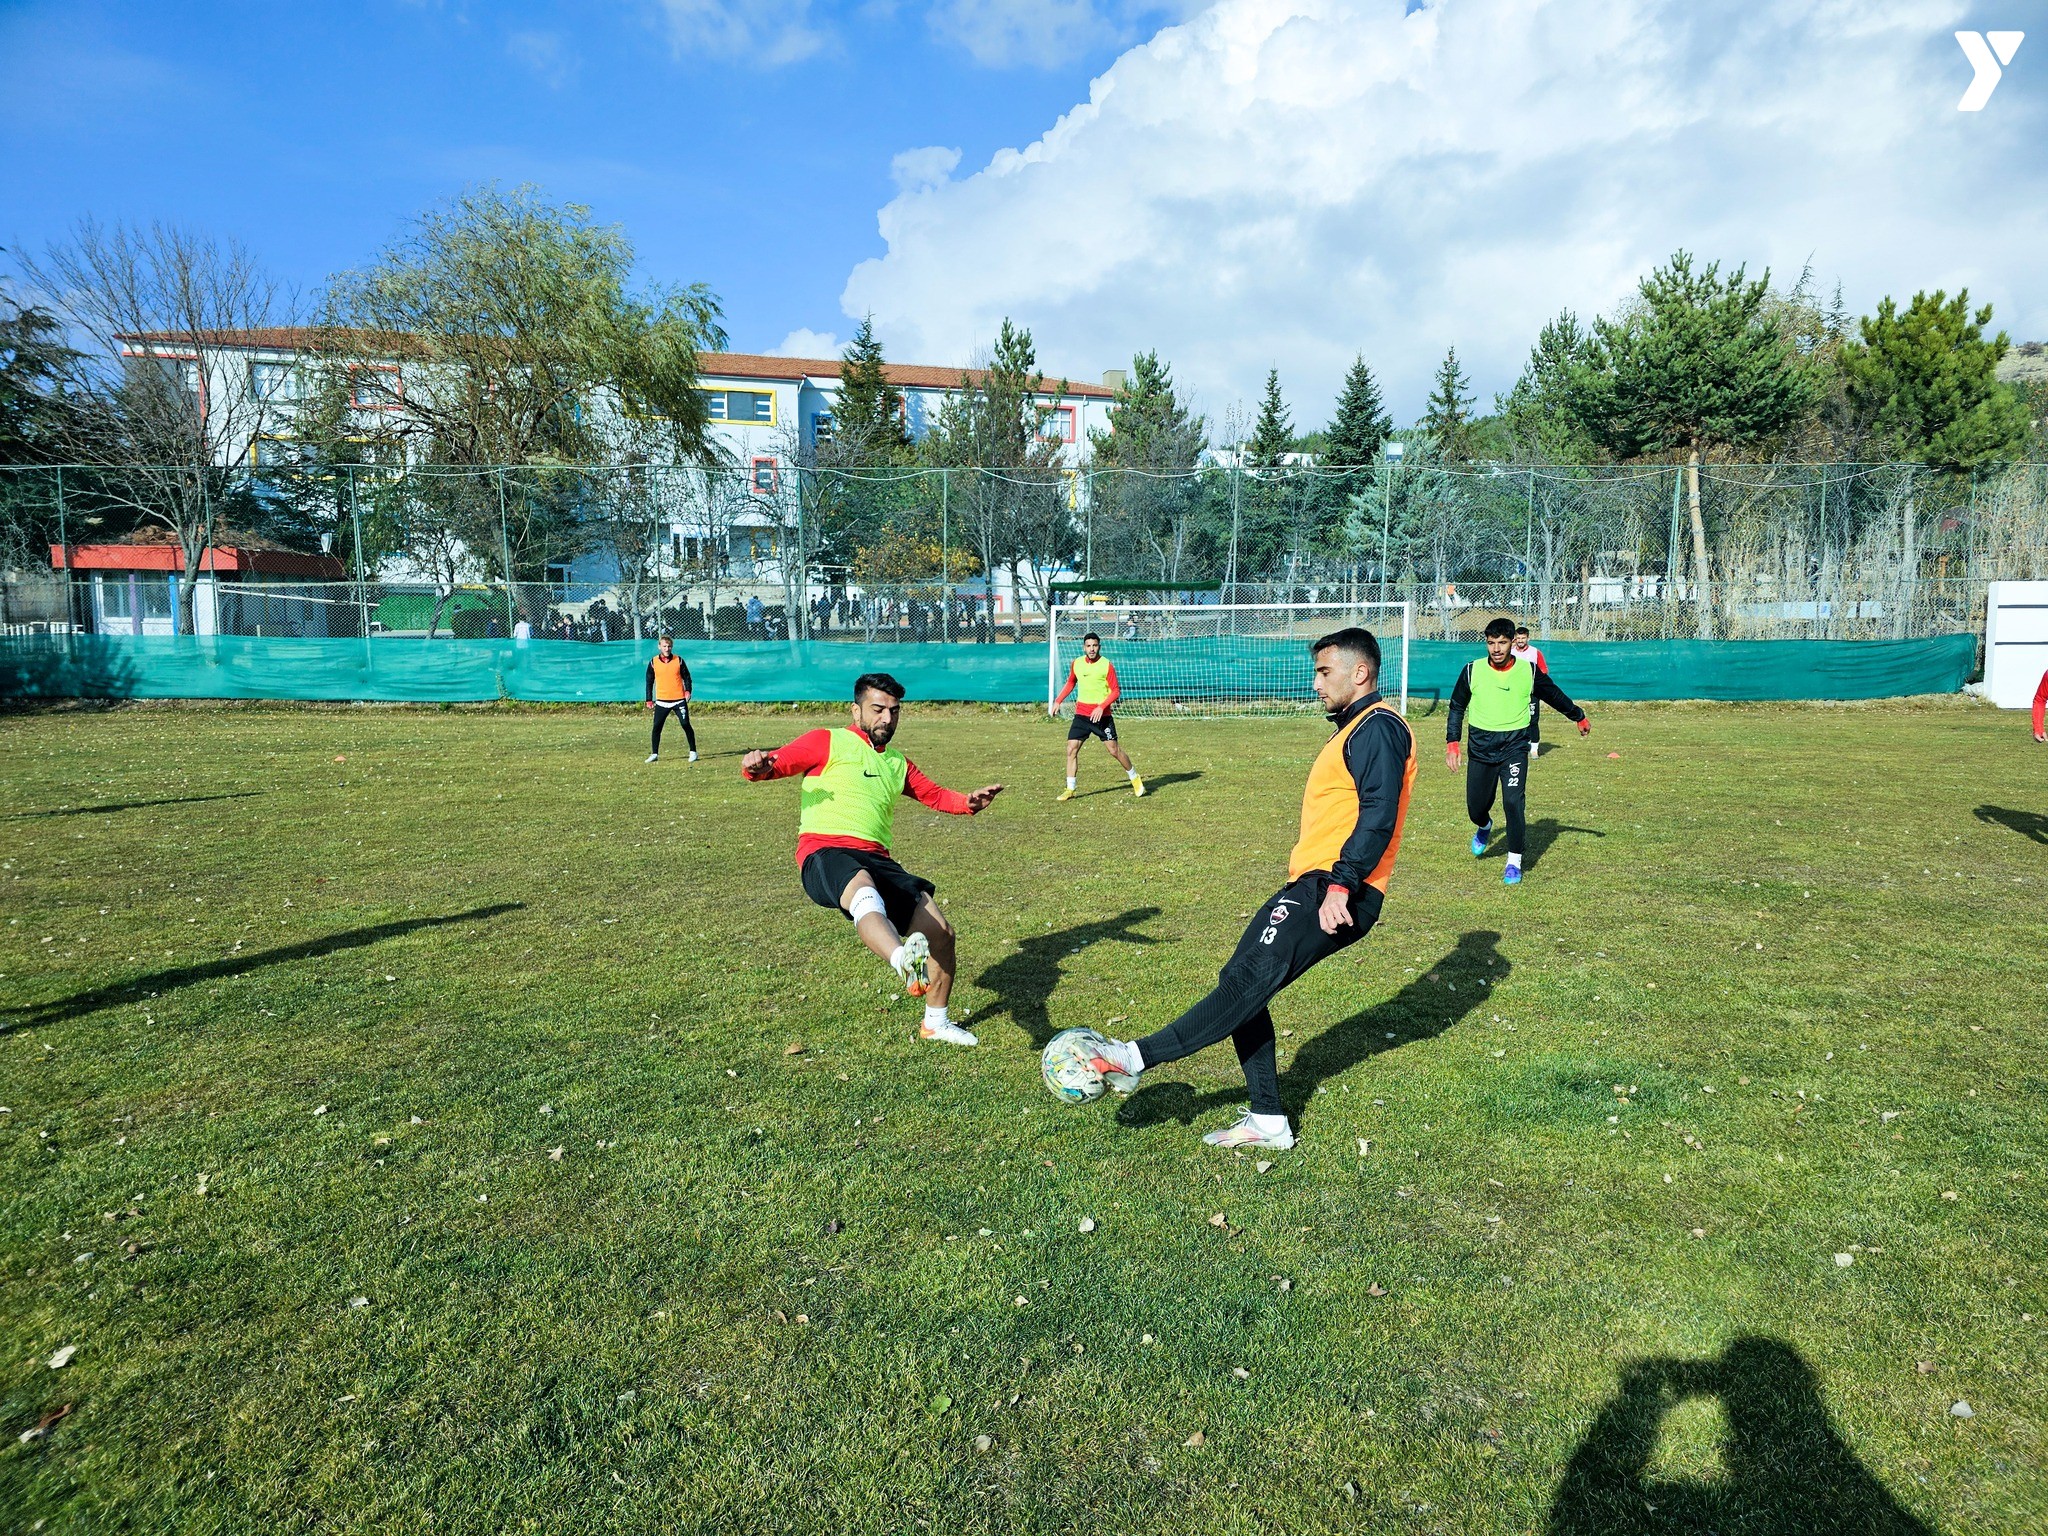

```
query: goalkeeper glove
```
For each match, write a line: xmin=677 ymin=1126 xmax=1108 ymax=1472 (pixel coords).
xmin=1577 ymin=718 xmax=1591 ymax=737
xmin=1446 ymin=742 xmax=1461 ymax=770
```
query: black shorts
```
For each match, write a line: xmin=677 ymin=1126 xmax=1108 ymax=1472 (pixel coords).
xmin=800 ymin=847 xmax=935 ymax=933
xmin=1068 ymin=709 xmax=1118 ymax=743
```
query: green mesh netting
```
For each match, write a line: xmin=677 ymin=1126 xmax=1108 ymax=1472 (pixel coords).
xmin=0 ymin=632 xmax=1976 ymax=705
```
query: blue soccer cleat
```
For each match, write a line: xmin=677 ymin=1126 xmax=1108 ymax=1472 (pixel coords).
xmin=1503 ymin=865 xmax=1523 ymax=886
xmin=1470 ymin=822 xmax=1491 ymax=857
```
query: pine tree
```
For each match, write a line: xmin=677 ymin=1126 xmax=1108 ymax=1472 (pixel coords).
xmin=1842 ymin=290 xmax=2028 ymax=470
xmin=832 ymin=315 xmax=910 ymax=463
xmin=1322 ymin=355 xmax=1392 ymax=469
xmin=1499 ymin=311 xmax=1599 ymax=463
xmin=1246 ymin=368 xmax=1294 ymax=469
xmin=1091 ymin=350 xmax=1205 ymax=470
xmin=1422 ymin=346 xmax=1476 ymax=464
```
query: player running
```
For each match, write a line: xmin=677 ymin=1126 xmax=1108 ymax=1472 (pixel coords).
xmin=1051 ymin=631 xmax=1146 ymax=800
xmin=1448 ymin=617 xmax=1589 ymax=885
xmin=644 ymin=631 xmax=697 ymax=763
xmin=1512 ymin=624 xmax=1547 ymax=759
xmin=1060 ymin=628 xmax=1415 ymax=1151
xmin=741 ymin=672 xmax=1002 ymax=1047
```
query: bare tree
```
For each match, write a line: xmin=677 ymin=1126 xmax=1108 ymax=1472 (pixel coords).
xmin=23 ymin=220 xmax=296 ymax=632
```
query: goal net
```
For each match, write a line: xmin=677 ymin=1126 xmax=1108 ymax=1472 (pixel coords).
xmin=1048 ymin=600 xmax=1412 ymax=718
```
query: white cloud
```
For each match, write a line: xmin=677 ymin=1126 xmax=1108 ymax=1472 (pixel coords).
xmin=648 ymin=0 xmax=828 ymax=65
xmin=926 ymin=0 xmax=1203 ymax=69
xmin=842 ymin=0 xmax=2048 ymax=427
xmin=506 ymin=30 xmax=578 ymax=89
xmin=891 ymin=145 xmax=962 ymax=192
xmin=768 ymin=328 xmax=844 ymax=358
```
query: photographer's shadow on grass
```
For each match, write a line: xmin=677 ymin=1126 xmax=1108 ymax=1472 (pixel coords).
xmin=1974 ymin=804 xmax=2048 ymax=845
xmin=970 ymin=907 xmax=1164 ymax=1048
xmin=1116 ymin=928 xmax=1506 ymax=1130
xmin=1546 ymin=1336 xmax=1934 ymax=1535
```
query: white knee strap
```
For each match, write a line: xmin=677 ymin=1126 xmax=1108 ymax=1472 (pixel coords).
xmin=847 ymin=887 xmax=889 ymax=925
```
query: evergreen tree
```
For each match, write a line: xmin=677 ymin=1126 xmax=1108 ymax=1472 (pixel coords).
xmin=1498 ymin=311 xmax=1600 ymax=464
xmin=1421 ymin=346 xmax=1476 ymax=463
xmin=1842 ymin=290 xmax=2028 ymax=470
xmin=1246 ymin=368 xmax=1294 ymax=468
xmin=1323 ymin=355 xmax=1392 ymax=469
xmin=832 ymin=314 xmax=911 ymax=464
xmin=1091 ymin=350 xmax=1205 ymax=470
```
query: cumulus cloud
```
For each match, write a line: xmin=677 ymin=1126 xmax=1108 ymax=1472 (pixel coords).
xmin=648 ymin=0 xmax=827 ymax=65
xmin=842 ymin=0 xmax=2048 ymax=425
xmin=768 ymin=328 xmax=844 ymax=358
xmin=890 ymin=145 xmax=963 ymax=192
xmin=926 ymin=0 xmax=1203 ymax=69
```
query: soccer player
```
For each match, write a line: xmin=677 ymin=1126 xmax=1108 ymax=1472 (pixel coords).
xmin=1512 ymin=623 xmax=1547 ymax=759
xmin=1065 ymin=628 xmax=1415 ymax=1152
xmin=645 ymin=631 xmax=697 ymax=763
xmin=741 ymin=672 xmax=1002 ymax=1047
xmin=1051 ymin=631 xmax=1146 ymax=800
xmin=1448 ymin=617 xmax=1589 ymax=885
xmin=2033 ymin=666 xmax=2047 ymax=743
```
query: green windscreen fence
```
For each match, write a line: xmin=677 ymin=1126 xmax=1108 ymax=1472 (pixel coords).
xmin=0 ymin=632 xmax=1976 ymax=706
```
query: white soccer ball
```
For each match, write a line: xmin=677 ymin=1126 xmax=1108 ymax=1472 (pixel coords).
xmin=1042 ymin=1028 xmax=1109 ymax=1104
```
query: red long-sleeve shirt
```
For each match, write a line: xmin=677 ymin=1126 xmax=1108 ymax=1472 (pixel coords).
xmin=749 ymin=726 xmax=973 ymax=863
xmin=2034 ymin=668 xmax=2047 ymax=737
xmin=1053 ymin=660 xmax=1121 ymax=716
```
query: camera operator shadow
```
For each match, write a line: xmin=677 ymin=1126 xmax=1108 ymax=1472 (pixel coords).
xmin=1545 ymin=1336 xmax=1934 ymax=1535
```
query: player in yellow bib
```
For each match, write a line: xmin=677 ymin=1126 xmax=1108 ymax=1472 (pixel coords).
xmin=742 ymin=672 xmax=1003 ymax=1046
xmin=1051 ymin=631 xmax=1145 ymax=800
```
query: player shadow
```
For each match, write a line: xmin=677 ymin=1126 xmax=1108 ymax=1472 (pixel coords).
xmin=1973 ymin=804 xmax=2048 ymax=845
xmin=970 ymin=907 xmax=1164 ymax=1048
xmin=1488 ymin=818 xmax=1606 ymax=871
xmin=1 ymin=903 xmax=525 ymax=1035
xmin=6 ymin=791 xmax=263 ymax=820
xmin=1115 ymin=928 xmax=1505 ymax=1130
xmin=1545 ymin=1336 xmax=1935 ymax=1535
xmin=1073 ymin=770 xmax=1203 ymax=799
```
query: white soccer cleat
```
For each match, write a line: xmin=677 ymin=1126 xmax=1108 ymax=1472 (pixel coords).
xmin=919 ymin=1018 xmax=979 ymax=1047
xmin=1201 ymin=1114 xmax=1296 ymax=1151
xmin=688 ymin=751 xmax=699 ymax=762
xmin=645 ymin=753 xmax=659 ymax=763
xmin=892 ymin=931 xmax=933 ymax=997
xmin=1090 ymin=1037 xmax=1141 ymax=1095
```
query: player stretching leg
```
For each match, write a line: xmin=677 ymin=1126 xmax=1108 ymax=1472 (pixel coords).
xmin=742 ymin=672 xmax=1002 ymax=1046
xmin=1073 ymin=629 xmax=1414 ymax=1151
xmin=644 ymin=631 xmax=698 ymax=763
xmin=1051 ymin=631 xmax=1145 ymax=800
xmin=1512 ymin=624 xmax=1547 ymax=760
xmin=1448 ymin=617 xmax=1588 ymax=885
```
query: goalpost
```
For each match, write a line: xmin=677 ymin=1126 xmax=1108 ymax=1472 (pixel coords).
xmin=1048 ymin=596 xmax=1413 ymax=718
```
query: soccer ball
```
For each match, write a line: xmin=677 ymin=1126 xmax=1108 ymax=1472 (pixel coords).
xmin=1042 ymin=1028 xmax=1110 ymax=1104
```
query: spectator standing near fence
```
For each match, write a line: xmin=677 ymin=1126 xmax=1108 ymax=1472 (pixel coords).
xmin=746 ymin=594 xmax=764 ymax=639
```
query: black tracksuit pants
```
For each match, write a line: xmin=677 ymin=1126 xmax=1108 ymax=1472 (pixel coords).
xmin=651 ymin=701 xmax=696 ymax=755
xmin=1136 ymin=873 xmax=1378 ymax=1117
xmin=1467 ymin=749 xmax=1527 ymax=855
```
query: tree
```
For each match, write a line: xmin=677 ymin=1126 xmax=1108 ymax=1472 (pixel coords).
xmin=1323 ymin=355 xmax=1392 ymax=469
xmin=1087 ymin=351 xmax=1209 ymax=582
xmin=1842 ymin=290 xmax=2028 ymax=471
xmin=1497 ymin=311 xmax=1601 ymax=465
xmin=21 ymin=219 xmax=298 ymax=632
xmin=1421 ymin=347 xmax=1477 ymax=465
xmin=1569 ymin=251 xmax=1820 ymax=636
xmin=1246 ymin=368 xmax=1294 ymax=469
xmin=832 ymin=316 xmax=912 ymax=465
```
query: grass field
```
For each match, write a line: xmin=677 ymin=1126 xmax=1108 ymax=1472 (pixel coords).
xmin=2 ymin=697 xmax=2044 ymax=1534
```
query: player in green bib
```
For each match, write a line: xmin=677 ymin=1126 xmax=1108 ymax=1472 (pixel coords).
xmin=1446 ymin=617 xmax=1589 ymax=884
xmin=742 ymin=672 xmax=1003 ymax=1046
xmin=1051 ymin=631 xmax=1145 ymax=800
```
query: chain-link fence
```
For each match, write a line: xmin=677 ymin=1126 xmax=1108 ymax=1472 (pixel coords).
xmin=4 ymin=459 xmax=2044 ymax=644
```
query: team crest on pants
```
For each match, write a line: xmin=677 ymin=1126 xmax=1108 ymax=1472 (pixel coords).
xmin=1262 ymin=899 xmax=1294 ymax=945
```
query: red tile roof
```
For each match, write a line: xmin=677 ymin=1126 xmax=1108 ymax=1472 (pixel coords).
xmin=109 ymin=331 xmax=1116 ymax=398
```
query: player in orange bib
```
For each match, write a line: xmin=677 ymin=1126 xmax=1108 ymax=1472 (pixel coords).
xmin=1051 ymin=631 xmax=1145 ymax=799
xmin=1069 ymin=628 xmax=1415 ymax=1151
xmin=644 ymin=631 xmax=697 ymax=763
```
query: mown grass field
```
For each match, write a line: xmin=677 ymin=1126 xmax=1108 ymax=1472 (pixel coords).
xmin=2 ymin=696 xmax=2043 ymax=1534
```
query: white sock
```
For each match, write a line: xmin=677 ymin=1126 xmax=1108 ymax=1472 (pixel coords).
xmin=889 ymin=944 xmax=908 ymax=971
xmin=1249 ymin=1112 xmax=1290 ymax=1134
xmin=923 ymin=1005 xmax=949 ymax=1030
xmin=1507 ymin=852 xmax=1523 ymax=871
xmin=1065 ymin=775 xmax=1076 ymax=790
xmin=1126 ymin=767 xmax=1139 ymax=780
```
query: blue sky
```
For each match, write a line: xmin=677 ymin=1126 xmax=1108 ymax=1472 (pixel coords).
xmin=4 ymin=1 xmax=2043 ymax=426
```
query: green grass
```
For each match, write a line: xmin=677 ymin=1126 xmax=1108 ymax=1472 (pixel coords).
xmin=2 ymin=698 xmax=2043 ymax=1534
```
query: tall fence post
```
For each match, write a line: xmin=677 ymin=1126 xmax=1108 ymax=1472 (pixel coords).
xmin=941 ymin=467 xmax=951 ymax=642
xmin=347 ymin=465 xmax=370 ymax=667
xmin=55 ymin=464 xmax=73 ymax=639
xmin=497 ymin=469 xmax=516 ymax=638
xmin=1227 ymin=459 xmax=1241 ymax=601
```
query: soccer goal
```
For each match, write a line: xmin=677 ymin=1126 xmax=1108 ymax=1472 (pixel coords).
xmin=1048 ymin=599 xmax=1412 ymax=718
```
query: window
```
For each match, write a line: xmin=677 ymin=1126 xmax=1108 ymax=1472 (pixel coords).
xmin=348 ymin=363 xmax=401 ymax=410
xmin=750 ymin=456 xmax=779 ymax=495
xmin=1042 ymin=405 xmax=1077 ymax=443
xmin=703 ymin=388 xmax=776 ymax=425
xmin=810 ymin=411 xmax=834 ymax=446
xmin=250 ymin=361 xmax=299 ymax=401
xmin=250 ymin=435 xmax=308 ymax=467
